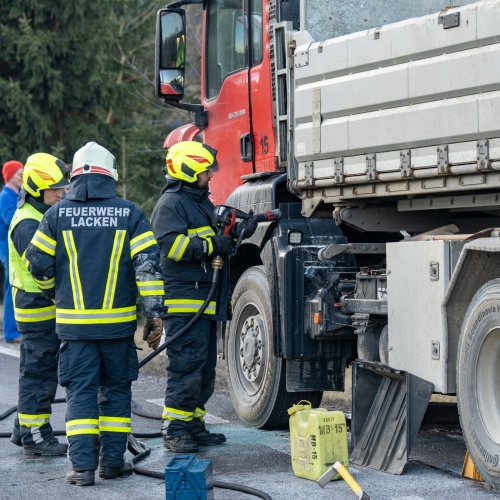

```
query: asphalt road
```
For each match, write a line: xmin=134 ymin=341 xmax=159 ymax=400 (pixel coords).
xmin=0 ymin=340 xmax=498 ymax=500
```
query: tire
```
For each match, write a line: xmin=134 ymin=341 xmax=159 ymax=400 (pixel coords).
xmin=226 ymin=266 xmax=322 ymax=429
xmin=457 ymin=279 xmax=500 ymax=488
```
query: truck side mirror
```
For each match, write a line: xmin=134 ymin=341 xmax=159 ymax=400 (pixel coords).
xmin=155 ymin=9 xmax=186 ymax=100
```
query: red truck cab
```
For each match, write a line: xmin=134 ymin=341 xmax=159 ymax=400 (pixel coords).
xmin=156 ymin=0 xmax=276 ymax=205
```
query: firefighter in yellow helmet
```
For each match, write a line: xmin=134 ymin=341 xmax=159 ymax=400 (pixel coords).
xmin=150 ymin=141 xmax=257 ymax=453
xmin=25 ymin=142 xmax=164 ymax=486
xmin=9 ymin=152 xmax=70 ymax=456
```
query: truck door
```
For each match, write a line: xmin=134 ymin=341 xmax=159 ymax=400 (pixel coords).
xmin=248 ymin=0 xmax=276 ymax=173
xmin=203 ymin=0 xmax=253 ymax=205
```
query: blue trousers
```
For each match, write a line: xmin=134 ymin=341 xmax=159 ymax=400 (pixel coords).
xmin=1 ymin=258 xmax=20 ymax=342
xmin=58 ymin=336 xmax=139 ymax=470
xmin=163 ymin=316 xmax=217 ymax=436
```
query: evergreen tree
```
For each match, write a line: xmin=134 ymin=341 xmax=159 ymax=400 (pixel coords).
xmin=0 ymin=1 xmax=195 ymax=214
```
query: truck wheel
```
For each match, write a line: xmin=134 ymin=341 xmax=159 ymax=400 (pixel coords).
xmin=457 ymin=279 xmax=500 ymax=488
xmin=226 ymin=266 xmax=322 ymax=429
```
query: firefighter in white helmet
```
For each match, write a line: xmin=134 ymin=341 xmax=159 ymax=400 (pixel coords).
xmin=25 ymin=142 xmax=164 ymax=486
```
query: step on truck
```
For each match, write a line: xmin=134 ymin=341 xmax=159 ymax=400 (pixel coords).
xmin=155 ymin=0 xmax=500 ymax=487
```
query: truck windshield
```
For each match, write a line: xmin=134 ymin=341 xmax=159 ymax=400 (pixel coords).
xmin=305 ymin=0 xmax=479 ymax=41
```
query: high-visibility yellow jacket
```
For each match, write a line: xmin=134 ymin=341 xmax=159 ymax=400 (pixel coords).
xmin=25 ymin=176 xmax=164 ymax=340
xmin=8 ymin=200 xmax=56 ymax=331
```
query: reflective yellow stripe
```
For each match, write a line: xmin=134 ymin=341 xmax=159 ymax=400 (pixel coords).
xmin=137 ymin=280 xmax=164 ymax=297
xmin=187 ymin=226 xmax=215 ymax=239
xmin=57 ymin=306 xmax=137 ymax=324
xmin=18 ymin=413 xmax=51 ymax=428
xmin=32 ymin=230 xmax=56 ymax=256
xmin=167 ymin=234 xmax=190 ymax=261
xmin=164 ymin=299 xmax=216 ymax=315
xmin=66 ymin=418 xmax=99 ymax=436
xmin=187 ymin=226 xmax=215 ymax=255
xmin=62 ymin=231 xmax=85 ymax=310
xmin=102 ymin=230 xmax=126 ymax=309
xmin=99 ymin=416 xmax=131 ymax=433
xmin=33 ymin=276 xmax=55 ymax=290
xmin=193 ymin=407 xmax=206 ymax=419
xmin=13 ymin=289 xmax=56 ymax=322
xmin=130 ymin=231 xmax=157 ymax=258
xmin=162 ymin=406 xmax=194 ymax=421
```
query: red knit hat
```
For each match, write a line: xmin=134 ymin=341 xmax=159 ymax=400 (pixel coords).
xmin=2 ymin=160 xmax=23 ymax=183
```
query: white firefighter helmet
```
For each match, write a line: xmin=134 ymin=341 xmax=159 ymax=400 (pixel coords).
xmin=71 ymin=142 xmax=118 ymax=181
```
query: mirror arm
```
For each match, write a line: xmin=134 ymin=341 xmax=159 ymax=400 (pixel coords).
xmin=164 ymin=101 xmax=208 ymax=128
xmin=167 ymin=0 xmax=205 ymax=9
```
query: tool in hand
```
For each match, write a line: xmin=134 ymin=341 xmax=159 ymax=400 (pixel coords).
xmin=212 ymin=205 xmax=281 ymax=255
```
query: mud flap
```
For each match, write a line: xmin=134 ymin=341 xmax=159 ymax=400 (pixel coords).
xmin=350 ymin=361 xmax=433 ymax=474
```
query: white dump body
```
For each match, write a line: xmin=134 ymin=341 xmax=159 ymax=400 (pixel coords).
xmin=291 ymin=1 xmax=500 ymax=211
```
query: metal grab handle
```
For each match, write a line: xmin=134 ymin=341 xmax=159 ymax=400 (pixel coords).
xmin=240 ymin=132 xmax=254 ymax=162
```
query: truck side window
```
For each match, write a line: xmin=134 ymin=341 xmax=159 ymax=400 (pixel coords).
xmin=250 ymin=1 xmax=263 ymax=66
xmin=206 ymin=0 xmax=246 ymax=100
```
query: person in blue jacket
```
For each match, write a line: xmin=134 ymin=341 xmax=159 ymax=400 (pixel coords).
xmin=0 ymin=160 xmax=23 ymax=343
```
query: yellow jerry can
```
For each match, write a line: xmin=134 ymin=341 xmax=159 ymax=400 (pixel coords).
xmin=288 ymin=400 xmax=349 ymax=481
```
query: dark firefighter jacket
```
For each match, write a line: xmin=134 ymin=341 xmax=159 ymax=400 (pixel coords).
xmin=25 ymin=174 xmax=164 ymax=340
xmin=9 ymin=197 xmax=55 ymax=332
xmin=151 ymin=179 xmax=230 ymax=321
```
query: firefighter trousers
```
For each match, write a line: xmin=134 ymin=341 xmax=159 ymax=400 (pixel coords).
xmin=163 ymin=315 xmax=217 ymax=437
xmin=15 ymin=328 xmax=59 ymax=445
xmin=58 ymin=336 xmax=139 ymax=470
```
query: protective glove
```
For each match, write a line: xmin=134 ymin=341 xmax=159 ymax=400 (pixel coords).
xmin=230 ymin=216 xmax=258 ymax=240
xmin=210 ymin=235 xmax=235 ymax=256
xmin=142 ymin=317 xmax=163 ymax=350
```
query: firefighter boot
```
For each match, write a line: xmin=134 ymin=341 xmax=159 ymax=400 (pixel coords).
xmin=163 ymin=433 xmax=199 ymax=453
xmin=99 ymin=461 xmax=133 ymax=479
xmin=66 ymin=469 xmax=95 ymax=486
xmin=10 ymin=426 xmax=22 ymax=447
xmin=192 ymin=429 xmax=226 ymax=446
xmin=23 ymin=437 xmax=68 ymax=456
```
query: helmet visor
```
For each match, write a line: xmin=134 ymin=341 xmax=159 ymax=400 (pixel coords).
xmin=49 ymin=159 xmax=71 ymax=188
xmin=202 ymin=143 xmax=218 ymax=172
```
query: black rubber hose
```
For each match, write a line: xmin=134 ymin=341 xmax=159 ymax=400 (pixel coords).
xmin=0 ymin=397 xmax=66 ymax=420
xmin=138 ymin=267 xmax=220 ymax=369
xmin=0 ymin=405 xmax=17 ymax=420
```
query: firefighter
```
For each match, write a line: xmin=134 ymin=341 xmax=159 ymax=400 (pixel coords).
xmin=150 ymin=141 xmax=257 ymax=453
xmin=9 ymin=153 xmax=70 ymax=456
xmin=25 ymin=142 xmax=164 ymax=486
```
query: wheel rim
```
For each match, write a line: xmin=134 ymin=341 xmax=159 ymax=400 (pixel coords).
xmin=234 ymin=302 xmax=268 ymax=397
xmin=476 ymin=325 xmax=500 ymax=444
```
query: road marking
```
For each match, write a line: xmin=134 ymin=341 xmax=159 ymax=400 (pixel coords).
xmin=146 ymin=398 xmax=230 ymax=424
xmin=0 ymin=345 xmax=20 ymax=358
